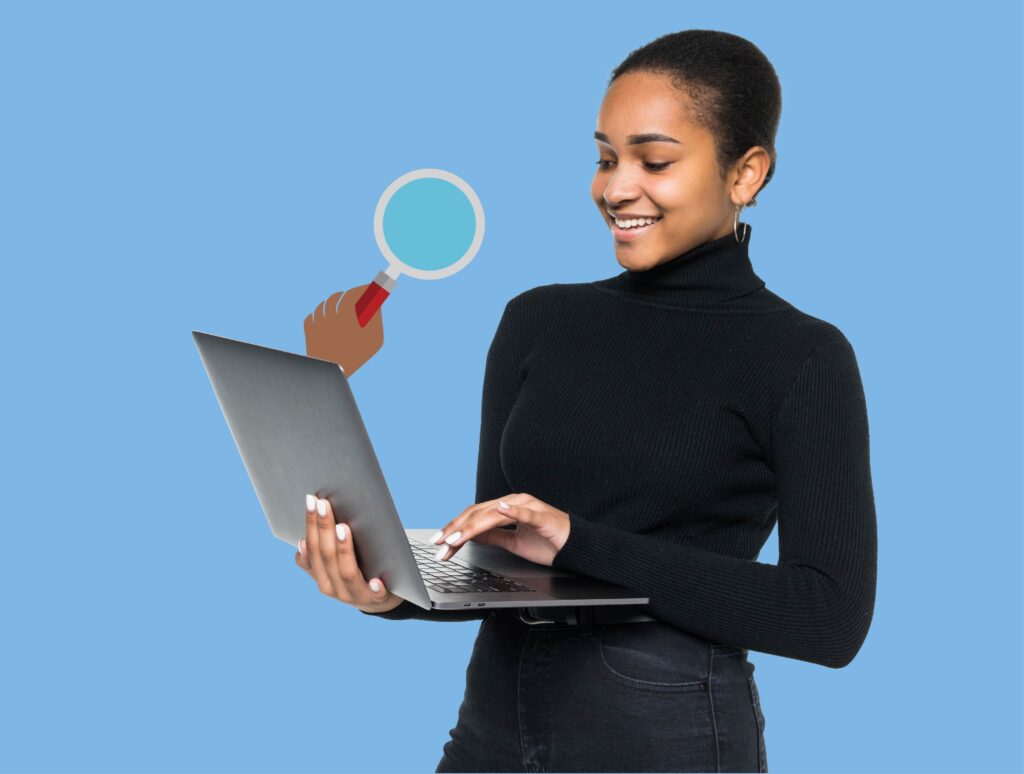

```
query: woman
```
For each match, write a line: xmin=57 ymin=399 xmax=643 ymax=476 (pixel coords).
xmin=297 ymin=29 xmax=877 ymax=773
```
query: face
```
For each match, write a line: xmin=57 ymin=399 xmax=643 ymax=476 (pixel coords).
xmin=591 ymin=70 xmax=761 ymax=271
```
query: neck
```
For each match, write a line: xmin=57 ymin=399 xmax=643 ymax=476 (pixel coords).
xmin=594 ymin=222 xmax=766 ymax=306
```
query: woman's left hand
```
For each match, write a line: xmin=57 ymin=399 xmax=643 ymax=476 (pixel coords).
xmin=430 ymin=493 xmax=571 ymax=567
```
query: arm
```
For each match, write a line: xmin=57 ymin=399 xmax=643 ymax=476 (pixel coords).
xmin=551 ymin=336 xmax=878 ymax=668
xmin=362 ymin=300 xmax=526 ymax=622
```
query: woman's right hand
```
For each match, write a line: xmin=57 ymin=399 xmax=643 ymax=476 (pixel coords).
xmin=295 ymin=494 xmax=405 ymax=614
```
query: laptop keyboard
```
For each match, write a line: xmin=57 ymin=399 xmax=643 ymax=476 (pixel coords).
xmin=408 ymin=537 xmax=537 ymax=594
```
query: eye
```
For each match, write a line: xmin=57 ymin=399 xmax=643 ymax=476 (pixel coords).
xmin=594 ymin=160 xmax=672 ymax=172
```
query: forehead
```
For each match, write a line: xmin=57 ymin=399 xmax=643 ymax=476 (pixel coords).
xmin=595 ymin=71 xmax=706 ymax=145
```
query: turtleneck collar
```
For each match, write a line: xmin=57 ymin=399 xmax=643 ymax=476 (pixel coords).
xmin=591 ymin=222 xmax=766 ymax=306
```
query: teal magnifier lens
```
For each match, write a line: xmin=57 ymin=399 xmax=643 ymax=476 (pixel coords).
xmin=383 ymin=178 xmax=477 ymax=273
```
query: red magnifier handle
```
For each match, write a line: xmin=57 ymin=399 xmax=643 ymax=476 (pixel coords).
xmin=354 ymin=270 xmax=397 ymax=328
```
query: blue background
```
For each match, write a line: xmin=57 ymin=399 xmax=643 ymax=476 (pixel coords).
xmin=2 ymin=2 xmax=1021 ymax=772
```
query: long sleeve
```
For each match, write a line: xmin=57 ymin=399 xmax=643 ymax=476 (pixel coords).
xmin=361 ymin=300 xmax=524 ymax=622
xmin=550 ymin=335 xmax=878 ymax=668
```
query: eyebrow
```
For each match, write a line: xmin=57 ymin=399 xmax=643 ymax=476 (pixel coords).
xmin=593 ymin=131 xmax=681 ymax=146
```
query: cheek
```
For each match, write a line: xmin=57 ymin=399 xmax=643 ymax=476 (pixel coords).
xmin=648 ymin=175 xmax=696 ymax=211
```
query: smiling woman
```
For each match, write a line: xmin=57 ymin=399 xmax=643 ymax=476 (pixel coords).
xmin=358 ymin=28 xmax=875 ymax=774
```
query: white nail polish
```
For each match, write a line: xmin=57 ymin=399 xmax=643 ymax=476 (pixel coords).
xmin=317 ymin=499 xmax=327 ymax=517
xmin=369 ymin=580 xmax=381 ymax=592
xmin=306 ymin=494 xmax=316 ymax=512
xmin=336 ymin=523 xmax=347 ymax=542
xmin=429 ymin=529 xmax=444 ymax=545
xmin=298 ymin=538 xmax=306 ymax=557
xmin=499 ymin=500 xmax=510 ymax=510
xmin=445 ymin=530 xmax=462 ymax=545
xmin=434 ymin=544 xmax=448 ymax=561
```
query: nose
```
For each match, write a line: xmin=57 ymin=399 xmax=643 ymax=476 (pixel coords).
xmin=600 ymin=168 xmax=644 ymax=210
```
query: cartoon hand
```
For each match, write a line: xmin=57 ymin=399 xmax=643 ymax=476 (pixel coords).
xmin=304 ymin=284 xmax=384 ymax=377
xmin=427 ymin=493 xmax=572 ymax=567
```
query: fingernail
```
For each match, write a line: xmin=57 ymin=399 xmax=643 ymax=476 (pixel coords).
xmin=317 ymin=499 xmax=328 ymax=518
xmin=335 ymin=523 xmax=347 ymax=542
xmin=499 ymin=500 xmax=510 ymax=510
xmin=429 ymin=529 xmax=444 ymax=545
xmin=369 ymin=579 xmax=381 ymax=592
xmin=434 ymin=544 xmax=448 ymax=561
xmin=445 ymin=530 xmax=462 ymax=545
xmin=306 ymin=494 xmax=316 ymax=512
xmin=298 ymin=538 xmax=307 ymax=558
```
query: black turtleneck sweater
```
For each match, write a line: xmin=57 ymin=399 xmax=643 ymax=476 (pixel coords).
xmin=363 ymin=224 xmax=877 ymax=670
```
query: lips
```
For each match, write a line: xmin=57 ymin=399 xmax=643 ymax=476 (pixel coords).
xmin=611 ymin=217 xmax=661 ymax=241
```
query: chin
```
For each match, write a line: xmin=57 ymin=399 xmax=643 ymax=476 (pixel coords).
xmin=614 ymin=249 xmax=658 ymax=272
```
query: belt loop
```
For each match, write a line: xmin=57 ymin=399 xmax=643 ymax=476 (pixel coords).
xmin=577 ymin=605 xmax=594 ymax=628
xmin=517 ymin=607 xmax=563 ymax=626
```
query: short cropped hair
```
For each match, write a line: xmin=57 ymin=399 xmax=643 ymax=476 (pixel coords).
xmin=610 ymin=30 xmax=782 ymax=197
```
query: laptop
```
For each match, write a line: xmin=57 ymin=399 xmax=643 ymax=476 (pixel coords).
xmin=192 ymin=330 xmax=649 ymax=613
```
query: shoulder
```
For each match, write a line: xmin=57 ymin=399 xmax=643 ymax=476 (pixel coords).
xmin=500 ymin=282 xmax=593 ymax=328
xmin=772 ymin=315 xmax=867 ymax=424
xmin=757 ymin=288 xmax=855 ymax=357
xmin=506 ymin=282 xmax=584 ymax=308
xmin=748 ymin=290 xmax=867 ymax=417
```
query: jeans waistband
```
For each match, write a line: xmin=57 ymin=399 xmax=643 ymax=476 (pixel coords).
xmin=516 ymin=605 xmax=658 ymax=627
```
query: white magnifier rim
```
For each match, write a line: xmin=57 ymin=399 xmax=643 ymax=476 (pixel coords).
xmin=373 ymin=168 xmax=486 ymax=281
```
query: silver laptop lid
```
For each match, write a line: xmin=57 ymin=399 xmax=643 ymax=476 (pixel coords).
xmin=192 ymin=330 xmax=431 ymax=610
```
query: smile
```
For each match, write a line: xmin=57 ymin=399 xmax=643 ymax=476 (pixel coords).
xmin=610 ymin=216 xmax=662 ymax=241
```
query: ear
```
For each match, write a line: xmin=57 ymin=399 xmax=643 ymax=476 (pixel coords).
xmin=730 ymin=146 xmax=771 ymax=206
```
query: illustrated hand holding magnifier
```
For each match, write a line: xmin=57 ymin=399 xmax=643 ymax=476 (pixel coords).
xmin=304 ymin=169 xmax=485 ymax=375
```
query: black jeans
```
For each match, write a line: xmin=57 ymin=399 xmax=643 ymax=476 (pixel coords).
xmin=436 ymin=609 xmax=767 ymax=773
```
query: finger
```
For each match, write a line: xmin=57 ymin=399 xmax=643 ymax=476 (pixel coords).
xmin=338 ymin=285 xmax=367 ymax=309
xmin=429 ymin=493 xmax=531 ymax=548
xmin=427 ymin=501 xmax=493 ymax=561
xmin=324 ymin=290 xmax=344 ymax=317
xmin=304 ymin=493 xmax=334 ymax=597
xmin=437 ymin=506 xmax=520 ymax=561
xmin=304 ymin=312 xmax=314 ymax=334
xmin=313 ymin=497 xmax=349 ymax=601
xmin=296 ymin=537 xmax=312 ymax=571
xmin=362 ymin=575 xmax=394 ymax=609
xmin=325 ymin=513 xmax=367 ymax=605
xmin=338 ymin=285 xmax=374 ymax=329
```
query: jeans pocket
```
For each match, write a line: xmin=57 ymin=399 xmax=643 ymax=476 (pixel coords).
xmin=746 ymin=674 xmax=768 ymax=772
xmin=597 ymin=622 xmax=709 ymax=690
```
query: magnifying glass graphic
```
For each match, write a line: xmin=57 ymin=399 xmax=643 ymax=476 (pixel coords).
xmin=354 ymin=168 xmax=485 ymax=328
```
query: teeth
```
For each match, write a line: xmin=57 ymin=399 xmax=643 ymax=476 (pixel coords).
xmin=614 ymin=216 xmax=660 ymax=229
